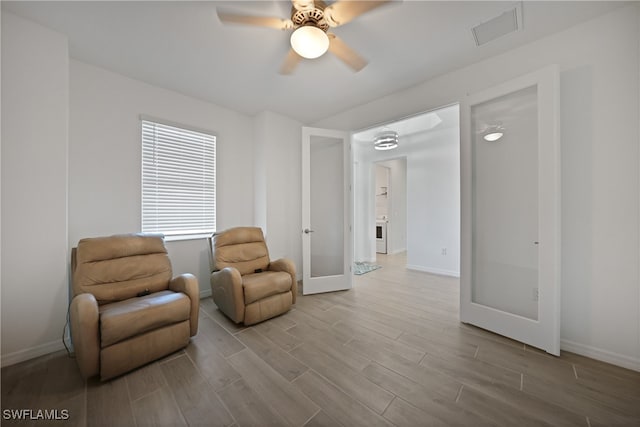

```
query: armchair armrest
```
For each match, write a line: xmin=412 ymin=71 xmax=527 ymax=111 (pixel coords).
xmin=269 ymin=258 xmax=297 ymax=304
xmin=169 ymin=273 xmax=200 ymax=336
xmin=210 ymin=267 xmax=245 ymax=323
xmin=69 ymin=293 xmax=100 ymax=379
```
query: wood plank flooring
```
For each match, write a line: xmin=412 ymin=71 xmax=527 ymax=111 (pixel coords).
xmin=2 ymin=253 xmax=639 ymax=426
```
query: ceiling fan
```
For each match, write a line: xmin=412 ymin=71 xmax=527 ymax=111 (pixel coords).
xmin=217 ymin=0 xmax=392 ymax=74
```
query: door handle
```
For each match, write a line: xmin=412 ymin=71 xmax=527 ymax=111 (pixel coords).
xmin=303 ymin=228 xmax=315 ymax=234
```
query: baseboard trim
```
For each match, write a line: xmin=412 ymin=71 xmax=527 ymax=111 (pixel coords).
xmin=1 ymin=339 xmax=69 ymax=368
xmin=561 ymin=339 xmax=640 ymax=372
xmin=199 ymin=288 xmax=212 ymax=299
xmin=406 ymin=264 xmax=460 ymax=278
xmin=388 ymin=248 xmax=406 ymax=255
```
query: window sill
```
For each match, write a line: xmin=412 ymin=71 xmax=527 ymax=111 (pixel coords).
xmin=164 ymin=233 xmax=213 ymax=242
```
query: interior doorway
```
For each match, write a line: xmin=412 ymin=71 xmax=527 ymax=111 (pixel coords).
xmin=373 ymin=160 xmax=407 ymax=257
xmin=352 ymin=104 xmax=460 ymax=277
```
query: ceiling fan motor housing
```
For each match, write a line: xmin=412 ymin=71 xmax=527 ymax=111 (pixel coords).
xmin=291 ymin=0 xmax=330 ymax=31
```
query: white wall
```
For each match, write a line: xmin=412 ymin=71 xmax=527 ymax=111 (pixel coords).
xmin=253 ymin=111 xmax=303 ymax=279
xmin=384 ymin=158 xmax=407 ymax=255
xmin=406 ymin=129 xmax=460 ymax=276
xmin=318 ymin=5 xmax=640 ymax=370
xmin=1 ymin=12 xmax=69 ymax=364
xmin=254 ymin=113 xmax=268 ymax=235
xmin=352 ymin=155 xmax=376 ymax=262
xmin=69 ymin=60 xmax=255 ymax=297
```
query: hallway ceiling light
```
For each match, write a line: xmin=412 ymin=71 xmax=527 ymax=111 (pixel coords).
xmin=374 ymin=130 xmax=399 ymax=150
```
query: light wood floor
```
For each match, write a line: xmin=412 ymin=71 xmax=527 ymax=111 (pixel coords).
xmin=2 ymin=253 xmax=639 ymax=426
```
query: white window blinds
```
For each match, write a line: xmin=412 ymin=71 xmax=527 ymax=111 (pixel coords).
xmin=142 ymin=119 xmax=216 ymax=238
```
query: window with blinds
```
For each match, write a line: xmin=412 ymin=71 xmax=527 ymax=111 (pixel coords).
xmin=141 ymin=119 xmax=216 ymax=239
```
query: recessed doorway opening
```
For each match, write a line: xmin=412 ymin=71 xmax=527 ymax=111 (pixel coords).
xmin=352 ymin=104 xmax=460 ymax=277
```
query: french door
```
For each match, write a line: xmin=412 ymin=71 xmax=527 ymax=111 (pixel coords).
xmin=301 ymin=127 xmax=352 ymax=295
xmin=460 ymin=66 xmax=561 ymax=355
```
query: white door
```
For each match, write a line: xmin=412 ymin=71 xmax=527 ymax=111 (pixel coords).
xmin=302 ymin=127 xmax=352 ymax=295
xmin=460 ymin=66 xmax=561 ymax=355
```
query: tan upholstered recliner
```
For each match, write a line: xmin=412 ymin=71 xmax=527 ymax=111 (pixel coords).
xmin=70 ymin=233 xmax=199 ymax=380
xmin=208 ymin=227 xmax=296 ymax=325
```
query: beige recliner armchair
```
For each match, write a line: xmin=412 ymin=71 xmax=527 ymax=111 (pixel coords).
xmin=70 ymin=233 xmax=199 ymax=380
xmin=208 ymin=227 xmax=296 ymax=325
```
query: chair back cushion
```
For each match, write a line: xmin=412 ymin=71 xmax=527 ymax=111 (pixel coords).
xmin=72 ymin=233 xmax=172 ymax=305
xmin=211 ymin=227 xmax=270 ymax=275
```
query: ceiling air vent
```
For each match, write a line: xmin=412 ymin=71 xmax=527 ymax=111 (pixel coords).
xmin=472 ymin=4 xmax=523 ymax=46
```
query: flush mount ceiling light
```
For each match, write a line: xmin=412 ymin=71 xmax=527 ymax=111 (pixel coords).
xmin=290 ymin=25 xmax=330 ymax=59
xmin=483 ymin=125 xmax=505 ymax=142
xmin=374 ymin=130 xmax=399 ymax=150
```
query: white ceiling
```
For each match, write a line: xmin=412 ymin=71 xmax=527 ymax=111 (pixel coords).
xmin=2 ymin=1 xmax=627 ymax=124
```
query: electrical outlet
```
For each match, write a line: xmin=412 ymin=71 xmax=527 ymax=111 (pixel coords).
xmin=533 ymin=288 xmax=539 ymax=301
xmin=441 ymin=248 xmax=447 ymax=255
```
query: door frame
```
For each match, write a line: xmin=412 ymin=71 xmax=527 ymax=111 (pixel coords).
xmin=460 ymin=65 xmax=561 ymax=355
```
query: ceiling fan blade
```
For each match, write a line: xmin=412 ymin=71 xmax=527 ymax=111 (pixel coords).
xmin=323 ymin=0 xmax=392 ymax=27
xmin=217 ymin=10 xmax=293 ymax=30
xmin=328 ymin=34 xmax=367 ymax=72
xmin=280 ymin=49 xmax=303 ymax=75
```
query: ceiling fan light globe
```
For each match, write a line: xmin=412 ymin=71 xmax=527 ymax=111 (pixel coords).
xmin=290 ymin=26 xmax=330 ymax=59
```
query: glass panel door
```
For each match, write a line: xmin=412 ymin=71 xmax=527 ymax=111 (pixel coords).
xmin=302 ymin=127 xmax=352 ymax=295
xmin=471 ymin=85 xmax=539 ymax=321
xmin=460 ymin=66 xmax=560 ymax=355
xmin=310 ymin=135 xmax=345 ymax=278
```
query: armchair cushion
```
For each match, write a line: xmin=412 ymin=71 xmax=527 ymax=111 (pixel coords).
xmin=99 ymin=290 xmax=191 ymax=348
xmin=242 ymin=271 xmax=293 ymax=304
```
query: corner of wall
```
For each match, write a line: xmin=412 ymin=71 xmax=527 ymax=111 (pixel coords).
xmin=1 ymin=11 xmax=70 ymax=366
